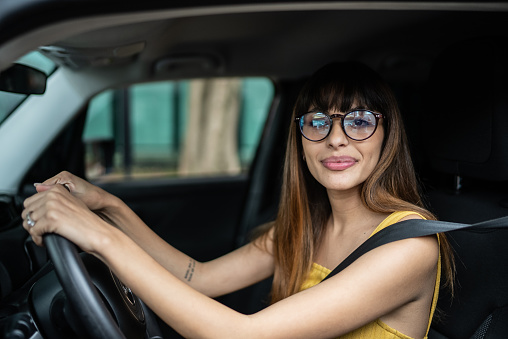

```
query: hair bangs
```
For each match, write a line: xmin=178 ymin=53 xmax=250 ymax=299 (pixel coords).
xmin=296 ymin=62 xmax=389 ymax=116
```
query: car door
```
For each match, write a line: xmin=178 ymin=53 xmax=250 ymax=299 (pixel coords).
xmin=79 ymin=78 xmax=275 ymax=261
xmin=18 ymin=75 xmax=290 ymax=338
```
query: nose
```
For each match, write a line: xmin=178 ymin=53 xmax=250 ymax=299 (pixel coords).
xmin=327 ymin=116 xmax=349 ymax=148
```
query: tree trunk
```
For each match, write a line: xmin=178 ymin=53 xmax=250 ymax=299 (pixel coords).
xmin=178 ymin=78 xmax=241 ymax=176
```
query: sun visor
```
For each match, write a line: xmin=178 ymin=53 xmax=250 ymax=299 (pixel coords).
xmin=39 ymin=42 xmax=146 ymax=69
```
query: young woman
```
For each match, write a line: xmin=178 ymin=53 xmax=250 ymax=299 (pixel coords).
xmin=22 ymin=62 xmax=453 ymax=339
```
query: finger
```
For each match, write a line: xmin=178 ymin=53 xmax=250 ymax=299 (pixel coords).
xmin=22 ymin=211 xmax=44 ymax=238
xmin=23 ymin=185 xmax=70 ymax=224
xmin=23 ymin=197 xmax=66 ymax=235
xmin=22 ymin=203 xmax=45 ymax=231
xmin=35 ymin=183 xmax=71 ymax=193
xmin=21 ymin=210 xmax=35 ymax=231
xmin=38 ymin=171 xmax=75 ymax=191
xmin=28 ymin=233 xmax=44 ymax=247
xmin=39 ymin=173 xmax=65 ymax=186
xmin=24 ymin=184 xmax=63 ymax=209
xmin=24 ymin=205 xmax=94 ymax=250
xmin=34 ymin=183 xmax=52 ymax=192
xmin=23 ymin=190 xmax=46 ymax=210
xmin=24 ymin=214 xmax=50 ymax=247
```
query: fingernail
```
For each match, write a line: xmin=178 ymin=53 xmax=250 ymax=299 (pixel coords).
xmin=34 ymin=183 xmax=41 ymax=187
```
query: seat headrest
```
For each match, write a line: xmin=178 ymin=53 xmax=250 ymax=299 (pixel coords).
xmin=423 ymin=37 xmax=508 ymax=181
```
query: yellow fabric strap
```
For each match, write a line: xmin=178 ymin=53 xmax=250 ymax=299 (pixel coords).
xmin=369 ymin=211 xmax=425 ymax=236
xmin=428 ymin=235 xmax=441 ymax=335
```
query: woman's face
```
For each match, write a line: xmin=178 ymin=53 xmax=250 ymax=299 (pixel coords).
xmin=301 ymin=108 xmax=384 ymax=193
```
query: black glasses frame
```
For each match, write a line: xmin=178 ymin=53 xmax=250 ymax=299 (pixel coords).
xmin=294 ymin=109 xmax=385 ymax=142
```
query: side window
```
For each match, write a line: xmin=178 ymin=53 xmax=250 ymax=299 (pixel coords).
xmin=82 ymin=78 xmax=274 ymax=181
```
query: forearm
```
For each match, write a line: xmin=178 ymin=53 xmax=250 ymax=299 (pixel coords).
xmin=98 ymin=230 xmax=351 ymax=339
xmin=98 ymin=229 xmax=255 ymax=339
xmin=96 ymin=195 xmax=207 ymax=292
xmin=96 ymin=197 xmax=275 ymax=297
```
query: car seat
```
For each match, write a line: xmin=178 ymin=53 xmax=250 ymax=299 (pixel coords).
xmin=421 ymin=37 xmax=508 ymax=339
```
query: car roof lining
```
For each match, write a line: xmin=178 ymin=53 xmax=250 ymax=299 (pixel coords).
xmin=1 ymin=2 xmax=508 ymax=74
xmin=10 ymin=13 xmax=500 ymax=84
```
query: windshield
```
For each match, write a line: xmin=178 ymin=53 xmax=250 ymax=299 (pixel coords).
xmin=0 ymin=51 xmax=56 ymax=125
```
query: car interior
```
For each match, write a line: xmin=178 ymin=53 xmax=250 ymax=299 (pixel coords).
xmin=1 ymin=1 xmax=508 ymax=338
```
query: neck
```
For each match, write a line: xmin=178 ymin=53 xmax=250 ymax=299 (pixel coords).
xmin=325 ymin=186 xmax=380 ymax=236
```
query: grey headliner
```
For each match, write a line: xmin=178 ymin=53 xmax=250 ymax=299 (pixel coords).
xmin=1 ymin=1 xmax=508 ymax=84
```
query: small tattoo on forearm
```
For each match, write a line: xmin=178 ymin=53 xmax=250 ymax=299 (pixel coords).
xmin=184 ymin=259 xmax=195 ymax=282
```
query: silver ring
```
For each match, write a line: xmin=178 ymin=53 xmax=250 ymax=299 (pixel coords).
xmin=26 ymin=211 xmax=36 ymax=227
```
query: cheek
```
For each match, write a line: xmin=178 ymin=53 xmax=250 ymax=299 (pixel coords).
xmin=300 ymin=140 xmax=319 ymax=173
xmin=301 ymin=138 xmax=312 ymax=161
xmin=364 ymin=134 xmax=384 ymax=171
xmin=367 ymin=148 xmax=382 ymax=172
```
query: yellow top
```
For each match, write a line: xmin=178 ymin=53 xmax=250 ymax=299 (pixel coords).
xmin=300 ymin=211 xmax=441 ymax=339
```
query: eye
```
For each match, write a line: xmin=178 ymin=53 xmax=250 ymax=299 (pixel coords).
xmin=305 ymin=113 xmax=329 ymax=129
xmin=345 ymin=111 xmax=375 ymax=128
xmin=352 ymin=117 xmax=373 ymax=127
xmin=311 ymin=117 xmax=327 ymax=128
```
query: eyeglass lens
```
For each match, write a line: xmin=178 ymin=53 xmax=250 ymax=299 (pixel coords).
xmin=299 ymin=111 xmax=378 ymax=141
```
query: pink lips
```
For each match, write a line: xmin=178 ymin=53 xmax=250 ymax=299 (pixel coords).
xmin=321 ymin=156 xmax=357 ymax=171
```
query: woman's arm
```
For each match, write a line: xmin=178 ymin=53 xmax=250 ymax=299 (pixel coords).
xmin=31 ymin=177 xmax=275 ymax=297
xmin=101 ymin=224 xmax=438 ymax=339
xmin=85 ymin=192 xmax=275 ymax=297
xmin=22 ymin=185 xmax=439 ymax=339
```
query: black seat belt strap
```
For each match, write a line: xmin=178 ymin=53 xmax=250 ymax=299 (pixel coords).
xmin=321 ymin=216 xmax=508 ymax=282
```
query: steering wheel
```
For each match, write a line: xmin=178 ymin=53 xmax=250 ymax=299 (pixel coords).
xmin=44 ymin=233 xmax=147 ymax=339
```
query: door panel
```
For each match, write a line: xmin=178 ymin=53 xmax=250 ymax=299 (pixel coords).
xmin=98 ymin=175 xmax=248 ymax=261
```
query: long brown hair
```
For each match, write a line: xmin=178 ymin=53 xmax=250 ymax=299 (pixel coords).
xmin=261 ymin=62 xmax=454 ymax=304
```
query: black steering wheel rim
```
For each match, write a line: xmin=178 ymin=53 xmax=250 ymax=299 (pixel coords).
xmin=44 ymin=233 xmax=126 ymax=339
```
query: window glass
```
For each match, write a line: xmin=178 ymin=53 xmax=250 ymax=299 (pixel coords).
xmin=83 ymin=77 xmax=274 ymax=181
xmin=0 ymin=92 xmax=26 ymax=125
xmin=16 ymin=51 xmax=57 ymax=76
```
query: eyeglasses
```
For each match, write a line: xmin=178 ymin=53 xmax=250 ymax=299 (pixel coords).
xmin=295 ymin=110 xmax=384 ymax=142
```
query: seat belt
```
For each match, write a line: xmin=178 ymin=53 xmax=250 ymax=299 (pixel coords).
xmin=321 ymin=215 xmax=508 ymax=282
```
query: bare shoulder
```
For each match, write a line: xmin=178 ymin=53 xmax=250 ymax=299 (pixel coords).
xmin=355 ymin=212 xmax=439 ymax=281
xmin=381 ymin=212 xmax=439 ymax=275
